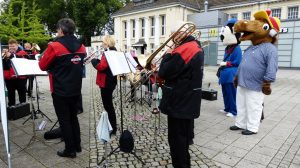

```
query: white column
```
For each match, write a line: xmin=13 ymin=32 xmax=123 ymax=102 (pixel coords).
xmin=154 ymin=14 xmax=160 ymax=48
xmin=135 ymin=18 xmax=140 ymax=43
xmin=126 ymin=19 xmax=131 ymax=51
xmin=114 ymin=18 xmax=120 ymax=50
xmin=144 ymin=16 xmax=150 ymax=53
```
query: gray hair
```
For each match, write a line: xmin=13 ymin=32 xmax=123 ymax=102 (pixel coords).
xmin=56 ymin=18 xmax=76 ymax=35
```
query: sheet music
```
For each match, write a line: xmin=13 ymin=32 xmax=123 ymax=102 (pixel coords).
xmin=125 ymin=52 xmax=138 ymax=67
xmin=11 ymin=58 xmax=47 ymax=76
xmin=104 ymin=51 xmax=132 ymax=76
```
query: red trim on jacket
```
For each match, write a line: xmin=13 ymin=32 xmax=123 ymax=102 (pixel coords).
xmin=95 ymin=55 xmax=109 ymax=88
xmin=172 ymin=41 xmax=202 ymax=64
xmin=4 ymin=50 xmax=28 ymax=80
xmin=39 ymin=42 xmax=86 ymax=93
xmin=49 ymin=73 xmax=53 ymax=93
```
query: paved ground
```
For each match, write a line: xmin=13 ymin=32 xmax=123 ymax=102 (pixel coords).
xmin=1 ymin=65 xmax=300 ymax=168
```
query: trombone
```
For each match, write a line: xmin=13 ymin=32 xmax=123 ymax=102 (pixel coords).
xmin=124 ymin=22 xmax=197 ymax=103
xmin=84 ymin=49 xmax=103 ymax=65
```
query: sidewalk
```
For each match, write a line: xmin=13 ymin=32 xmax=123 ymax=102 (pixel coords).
xmin=196 ymin=66 xmax=300 ymax=168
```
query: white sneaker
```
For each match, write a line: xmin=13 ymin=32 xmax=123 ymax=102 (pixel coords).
xmin=219 ymin=109 xmax=228 ymax=114
xmin=226 ymin=113 xmax=235 ymax=117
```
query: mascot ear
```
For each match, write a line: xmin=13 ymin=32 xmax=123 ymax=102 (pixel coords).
xmin=269 ymin=29 xmax=277 ymax=37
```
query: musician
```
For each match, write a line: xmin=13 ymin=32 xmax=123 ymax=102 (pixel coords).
xmin=158 ymin=22 xmax=204 ymax=168
xmin=23 ymin=42 xmax=37 ymax=97
xmin=39 ymin=18 xmax=86 ymax=158
xmin=91 ymin=35 xmax=118 ymax=135
xmin=2 ymin=39 xmax=28 ymax=106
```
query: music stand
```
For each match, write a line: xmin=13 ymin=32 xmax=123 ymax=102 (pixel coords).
xmin=23 ymin=75 xmax=52 ymax=125
xmin=10 ymin=58 xmax=49 ymax=150
xmin=97 ymin=51 xmax=145 ymax=167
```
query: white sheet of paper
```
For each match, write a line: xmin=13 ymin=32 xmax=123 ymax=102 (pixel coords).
xmin=104 ymin=51 xmax=132 ymax=76
xmin=125 ymin=53 xmax=137 ymax=73
xmin=11 ymin=58 xmax=47 ymax=76
xmin=0 ymin=48 xmax=11 ymax=162
xmin=125 ymin=52 xmax=138 ymax=67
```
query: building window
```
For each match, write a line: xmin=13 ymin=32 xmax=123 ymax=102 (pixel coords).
xmin=230 ymin=13 xmax=238 ymax=19
xmin=141 ymin=18 xmax=145 ymax=37
xmin=150 ymin=43 xmax=154 ymax=53
xmin=271 ymin=8 xmax=281 ymax=19
xmin=288 ymin=6 xmax=299 ymax=19
xmin=132 ymin=20 xmax=135 ymax=38
xmin=161 ymin=15 xmax=166 ymax=36
xmin=150 ymin=17 xmax=155 ymax=36
xmin=124 ymin=21 xmax=127 ymax=38
xmin=243 ymin=12 xmax=251 ymax=20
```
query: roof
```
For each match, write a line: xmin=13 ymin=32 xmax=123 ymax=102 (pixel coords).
xmin=113 ymin=0 xmax=277 ymax=17
xmin=112 ymin=0 xmax=201 ymax=17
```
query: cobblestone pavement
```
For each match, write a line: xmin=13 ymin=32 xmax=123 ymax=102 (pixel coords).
xmin=1 ymin=66 xmax=300 ymax=168
xmin=88 ymin=66 xmax=218 ymax=168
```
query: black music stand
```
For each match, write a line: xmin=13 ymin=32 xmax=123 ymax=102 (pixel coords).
xmin=98 ymin=78 xmax=145 ymax=167
xmin=23 ymin=75 xmax=52 ymax=125
xmin=97 ymin=51 xmax=145 ymax=167
xmin=10 ymin=58 xmax=49 ymax=150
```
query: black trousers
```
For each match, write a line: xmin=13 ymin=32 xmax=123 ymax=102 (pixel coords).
xmin=168 ymin=116 xmax=193 ymax=168
xmin=52 ymin=93 xmax=81 ymax=152
xmin=27 ymin=76 xmax=34 ymax=96
xmin=5 ymin=79 xmax=27 ymax=106
xmin=77 ymin=94 xmax=83 ymax=113
xmin=100 ymin=88 xmax=117 ymax=132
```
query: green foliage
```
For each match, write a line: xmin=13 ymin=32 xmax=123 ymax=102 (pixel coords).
xmin=73 ymin=0 xmax=123 ymax=45
xmin=1 ymin=0 xmax=124 ymax=46
xmin=0 ymin=0 xmax=50 ymax=45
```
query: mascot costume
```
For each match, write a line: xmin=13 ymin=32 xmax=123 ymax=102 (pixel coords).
xmin=218 ymin=18 xmax=242 ymax=117
xmin=230 ymin=9 xmax=281 ymax=135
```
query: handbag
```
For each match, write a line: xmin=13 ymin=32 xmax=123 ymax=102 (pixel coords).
xmin=216 ymin=66 xmax=226 ymax=78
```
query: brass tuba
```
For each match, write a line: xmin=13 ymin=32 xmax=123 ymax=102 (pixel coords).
xmin=144 ymin=22 xmax=196 ymax=70
xmin=124 ymin=22 xmax=197 ymax=102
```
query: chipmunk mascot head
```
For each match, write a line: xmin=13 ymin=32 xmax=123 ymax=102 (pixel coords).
xmin=234 ymin=9 xmax=281 ymax=45
xmin=229 ymin=10 xmax=281 ymax=135
xmin=218 ymin=18 xmax=242 ymax=118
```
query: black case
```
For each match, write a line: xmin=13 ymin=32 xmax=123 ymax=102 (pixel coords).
xmin=202 ymin=89 xmax=218 ymax=101
xmin=7 ymin=103 xmax=31 ymax=120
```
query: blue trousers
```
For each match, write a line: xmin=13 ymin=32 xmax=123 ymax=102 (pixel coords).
xmin=221 ymin=83 xmax=237 ymax=116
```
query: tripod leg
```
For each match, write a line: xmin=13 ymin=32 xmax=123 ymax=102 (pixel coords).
xmin=98 ymin=146 xmax=119 ymax=165
xmin=49 ymin=120 xmax=59 ymax=131
xmin=37 ymin=109 xmax=53 ymax=122
xmin=130 ymin=151 xmax=145 ymax=165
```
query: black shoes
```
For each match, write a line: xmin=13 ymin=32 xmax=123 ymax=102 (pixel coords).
xmin=242 ymin=130 xmax=257 ymax=135
xmin=230 ymin=126 xmax=257 ymax=135
xmin=57 ymin=150 xmax=76 ymax=158
xmin=229 ymin=126 xmax=243 ymax=130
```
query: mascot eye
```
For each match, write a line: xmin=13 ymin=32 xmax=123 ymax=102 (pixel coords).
xmin=262 ymin=23 xmax=270 ymax=30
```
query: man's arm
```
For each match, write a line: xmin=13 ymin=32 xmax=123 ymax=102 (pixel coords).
xmin=39 ymin=45 xmax=56 ymax=71
xmin=264 ymin=47 xmax=278 ymax=82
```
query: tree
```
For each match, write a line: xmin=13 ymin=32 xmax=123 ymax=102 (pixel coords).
xmin=73 ymin=0 xmax=123 ymax=45
xmin=37 ymin=0 xmax=68 ymax=33
xmin=0 ymin=0 xmax=50 ymax=45
xmin=26 ymin=0 xmax=50 ymax=43
xmin=0 ymin=0 xmax=21 ymax=42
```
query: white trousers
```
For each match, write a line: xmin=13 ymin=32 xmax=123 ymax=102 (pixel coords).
xmin=235 ymin=86 xmax=264 ymax=133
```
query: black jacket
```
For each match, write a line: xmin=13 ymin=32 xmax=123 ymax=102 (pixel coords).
xmin=158 ymin=36 xmax=204 ymax=119
xmin=39 ymin=35 xmax=86 ymax=96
